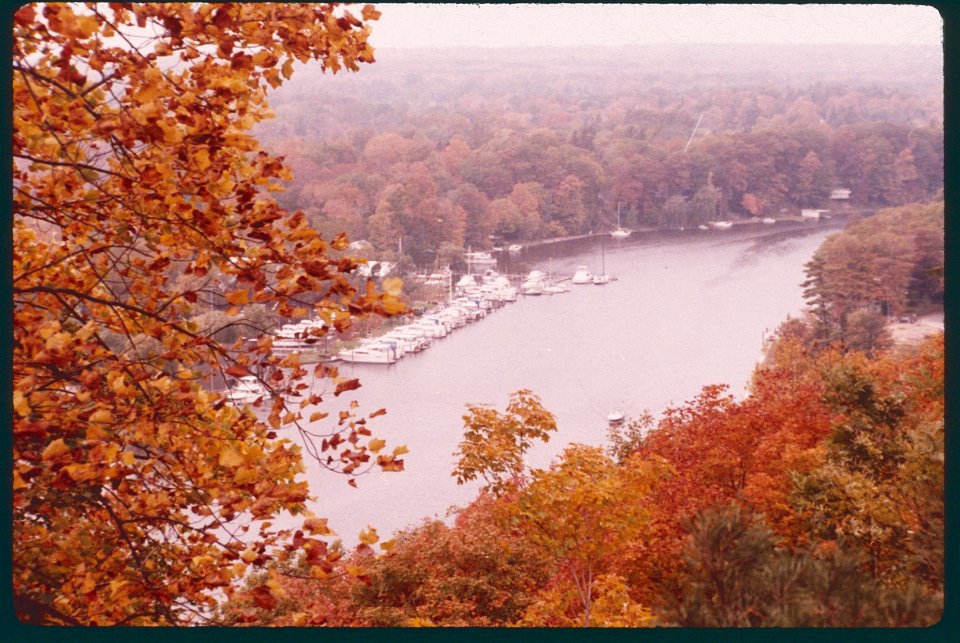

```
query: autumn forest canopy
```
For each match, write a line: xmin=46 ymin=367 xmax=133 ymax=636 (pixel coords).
xmin=255 ymin=43 xmax=942 ymax=265
xmin=11 ymin=3 xmax=943 ymax=628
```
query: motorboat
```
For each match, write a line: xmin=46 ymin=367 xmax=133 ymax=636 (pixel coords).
xmin=572 ymin=266 xmax=593 ymax=284
xmin=464 ymin=251 xmax=497 ymax=267
xmin=592 ymin=274 xmax=612 ymax=285
xmin=543 ymin=281 xmax=570 ymax=294
xmin=507 ymin=244 xmax=523 ymax=252
xmin=708 ymin=221 xmax=733 ymax=229
xmin=226 ymin=376 xmax=267 ymax=405
xmin=762 ymin=217 xmax=776 ymax=224
xmin=338 ymin=342 xmax=399 ymax=364
xmin=521 ymin=270 xmax=547 ymax=295
xmin=607 ymin=411 xmax=625 ymax=427
xmin=522 ymin=280 xmax=545 ymax=295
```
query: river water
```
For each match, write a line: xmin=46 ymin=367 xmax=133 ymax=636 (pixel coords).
xmin=295 ymin=221 xmax=843 ymax=543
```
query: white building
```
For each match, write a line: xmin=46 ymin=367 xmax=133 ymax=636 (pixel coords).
xmin=830 ymin=188 xmax=852 ymax=200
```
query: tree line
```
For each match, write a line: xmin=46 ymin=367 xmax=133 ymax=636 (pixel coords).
xmin=253 ymin=49 xmax=942 ymax=264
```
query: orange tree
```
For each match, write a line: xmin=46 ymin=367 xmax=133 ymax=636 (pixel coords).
xmin=12 ymin=3 xmax=406 ymax=625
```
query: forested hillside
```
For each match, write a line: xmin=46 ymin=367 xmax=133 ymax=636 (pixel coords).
xmin=252 ymin=45 xmax=943 ymax=264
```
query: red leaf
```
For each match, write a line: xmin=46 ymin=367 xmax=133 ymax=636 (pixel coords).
xmin=334 ymin=378 xmax=361 ymax=397
xmin=250 ymin=585 xmax=276 ymax=610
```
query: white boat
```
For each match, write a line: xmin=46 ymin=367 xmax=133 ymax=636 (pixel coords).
xmin=464 ymin=251 xmax=497 ymax=267
xmin=708 ymin=221 xmax=733 ymax=229
xmin=607 ymin=411 xmax=625 ymax=426
xmin=572 ymin=266 xmax=593 ymax=284
xmin=522 ymin=280 xmax=545 ymax=295
xmin=762 ymin=217 xmax=776 ymax=224
xmin=698 ymin=224 xmax=709 ymax=230
xmin=592 ymin=274 xmax=612 ymax=285
xmin=610 ymin=202 xmax=631 ymax=238
xmin=226 ymin=376 xmax=267 ymax=405
xmin=521 ymin=270 xmax=547 ymax=295
xmin=543 ymin=281 xmax=570 ymax=294
xmin=507 ymin=244 xmax=523 ymax=252
xmin=338 ymin=343 xmax=399 ymax=364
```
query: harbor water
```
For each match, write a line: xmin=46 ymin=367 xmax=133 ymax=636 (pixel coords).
xmin=291 ymin=221 xmax=843 ymax=543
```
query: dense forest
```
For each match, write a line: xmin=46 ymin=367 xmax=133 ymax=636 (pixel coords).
xmin=253 ymin=45 xmax=943 ymax=265
xmin=220 ymin=202 xmax=944 ymax=627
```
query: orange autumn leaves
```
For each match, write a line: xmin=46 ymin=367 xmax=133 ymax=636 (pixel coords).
xmin=13 ymin=3 xmax=403 ymax=625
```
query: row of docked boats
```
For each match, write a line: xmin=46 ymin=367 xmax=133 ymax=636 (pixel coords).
xmin=338 ymin=271 xmax=520 ymax=364
xmin=520 ymin=270 xmax=570 ymax=295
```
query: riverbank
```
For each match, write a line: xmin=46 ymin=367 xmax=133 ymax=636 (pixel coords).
xmin=887 ymin=312 xmax=944 ymax=347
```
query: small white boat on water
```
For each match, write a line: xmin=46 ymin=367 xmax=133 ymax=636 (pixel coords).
xmin=592 ymin=274 xmax=612 ymax=285
xmin=464 ymin=251 xmax=497 ymax=267
xmin=521 ymin=270 xmax=547 ymax=295
xmin=607 ymin=411 xmax=625 ymax=426
xmin=523 ymin=281 xmax=546 ymax=295
xmin=338 ymin=342 xmax=400 ymax=364
xmin=572 ymin=266 xmax=593 ymax=284
xmin=610 ymin=202 xmax=631 ymax=238
xmin=507 ymin=244 xmax=523 ymax=252
xmin=708 ymin=221 xmax=733 ymax=229
xmin=762 ymin=217 xmax=776 ymax=224
xmin=227 ymin=376 xmax=268 ymax=405
xmin=543 ymin=281 xmax=570 ymax=294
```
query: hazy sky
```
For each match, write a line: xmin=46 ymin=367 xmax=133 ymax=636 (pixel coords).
xmin=371 ymin=4 xmax=942 ymax=48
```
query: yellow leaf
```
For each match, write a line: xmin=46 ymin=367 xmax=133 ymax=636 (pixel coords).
xmin=240 ymin=547 xmax=258 ymax=563
xmin=382 ymin=277 xmax=404 ymax=297
xmin=192 ymin=148 xmax=211 ymax=171
xmin=159 ymin=121 xmax=184 ymax=144
xmin=79 ymin=575 xmax=97 ymax=594
xmin=367 ymin=438 xmax=386 ymax=453
xmin=63 ymin=463 xmax=98 ymax=482
xmin=13 ymin=470 xmax=28 ymax=490
xmin=380 ymin=538 xmax=396 ymax=552
xmin=235 ymin=466 xmax=259 ymax=484
xmin=89 ymin=409 xmax=113 ymax=424
xmin=42 ymin=438 xmax=70 ymax=461
xmin=121 ymin=450 xmax=135 ymax=466
xmin=358 ymin=526 xmax=378 ymax=545
xmin=13 ymin=391 xmax=30 ymax=417
xmin=219 ymin=446 xmax=244 ymax=468
xmin=86 ymin=423 xmax=109 ymax=441
xmin=392 ymin=445 xmax=409 ymax=457
xmin=309 ymin=411 xmax=329 ymax=423
xmin=225 ymin=290 xmax=249 ymax=305
xmin=303 ymin=517 xmax=333 ymax=536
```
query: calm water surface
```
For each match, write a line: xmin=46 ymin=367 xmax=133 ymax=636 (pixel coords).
xmin=296 ymin=222 xmax=842 ymax=542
